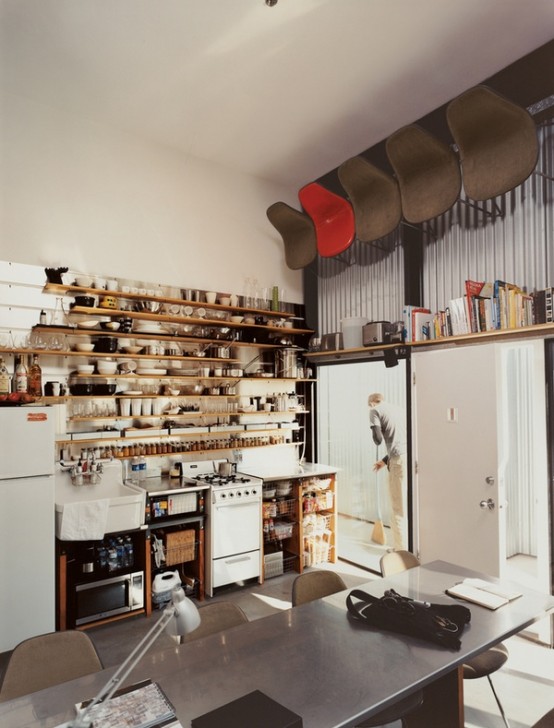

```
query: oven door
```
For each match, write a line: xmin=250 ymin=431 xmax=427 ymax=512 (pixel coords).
xmin=212 ymin=500 xmax=261 ymax=559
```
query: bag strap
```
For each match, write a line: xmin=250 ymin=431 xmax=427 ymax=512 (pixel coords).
xmin=345 ymin=589 xmax=378 ymax=621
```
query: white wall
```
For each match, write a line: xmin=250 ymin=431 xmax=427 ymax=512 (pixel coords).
xmin=0 ymin=92 xmax=302 ymax=302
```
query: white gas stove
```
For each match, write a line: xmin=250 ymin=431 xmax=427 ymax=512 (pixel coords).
xmin=180 ymin=461 xmax=263 ymax=596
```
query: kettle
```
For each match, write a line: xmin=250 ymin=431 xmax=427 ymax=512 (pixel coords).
xmin=218 ymin=461 xmax=236 ymax=477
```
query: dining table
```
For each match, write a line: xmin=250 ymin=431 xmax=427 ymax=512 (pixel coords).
xmin=1 ymin=560 xmax=553 ymax=728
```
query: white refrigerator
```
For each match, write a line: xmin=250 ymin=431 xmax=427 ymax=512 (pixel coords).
xmin=0 ymin=407 xmax=56 ymax=652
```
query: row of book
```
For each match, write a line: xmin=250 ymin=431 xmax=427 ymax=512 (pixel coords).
xmin=403 ymin=280 xmax=553 ymax=342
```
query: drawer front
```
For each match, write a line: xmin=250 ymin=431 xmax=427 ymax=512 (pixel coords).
xmin=213 ymin=550 xmax=261 ymax=588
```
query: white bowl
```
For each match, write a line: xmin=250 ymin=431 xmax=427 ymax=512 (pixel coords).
xmin=218 ymin=296 xmax=231 ymax=306
xmin=123 ymin=345 xmax=143 ymax=354
xmin=75 ymin=343 xmax=95 ymax=352
xmin=102 ymin=321 xmax=120 ymax=331
xmin=77 ymin=320 xmax=99 ymax=329
xmin=230 ymin=315 xmax=243 ymax=324
xmin=77 ymin=364 xmax=95 ymax=374
xmin=96 ymin=362 xmax=118 ymax=375
xmin=75 ymin=275 xmax=93 ymax=287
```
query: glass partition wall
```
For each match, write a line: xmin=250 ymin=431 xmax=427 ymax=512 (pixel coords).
xmin=317 ymin=358 xmax=410 ymax=573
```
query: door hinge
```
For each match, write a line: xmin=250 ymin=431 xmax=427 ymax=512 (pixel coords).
xmin=415 ymin=460 xmax=418 ymax=474
xmin=412 ymin=372 xmax=416 ymax=386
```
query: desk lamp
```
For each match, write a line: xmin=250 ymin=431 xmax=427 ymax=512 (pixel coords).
xmin=68 ymin=587 xmax=200 ymax=728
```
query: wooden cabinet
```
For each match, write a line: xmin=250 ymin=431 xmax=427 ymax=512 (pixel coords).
xmin=261 ymin=469 xmax=337 ymax=581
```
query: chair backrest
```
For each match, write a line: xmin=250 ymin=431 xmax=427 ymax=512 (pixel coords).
xmin=0 ymin=630 xmax=103 ymax=702
xmin=266 ymin=201 xmax=317 ymax=270
xmin=292 ymin=570 xmax=347 ymax=606
xmin=385 ymin=125 xmax=461 ymax=223
xmin=338 ymin=155 xmax=402 ymax=242
xmin=380 ymin=550 xmax=420 ymax=577
xmin=182 ymin=601 xmax=249 ymax=643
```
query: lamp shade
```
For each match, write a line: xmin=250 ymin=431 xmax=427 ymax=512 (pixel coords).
xmin=167 ymin=587 xmax=201 ymax=637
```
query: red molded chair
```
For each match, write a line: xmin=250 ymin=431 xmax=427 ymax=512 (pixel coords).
xmin=298 ymin=182 xmax=355 ymax=257
xmin=266 ymin=201 xmax=317 ymax=270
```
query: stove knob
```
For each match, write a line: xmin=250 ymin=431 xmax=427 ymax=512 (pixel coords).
xmin=236 ymin=491 xmax=242 ymax=498
xmin=228 ymin=491 xmax=234 ymax=498
xmin=220 ymin=492 xmax=227 ymax=499
xmin=251 ymin=488 xmax=258 ymax=496
xmin=244 ymin=489 xmax=250 ymax=496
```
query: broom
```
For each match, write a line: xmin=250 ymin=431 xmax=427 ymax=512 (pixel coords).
xmin=371 ymin=445 xmax=386 ymax=545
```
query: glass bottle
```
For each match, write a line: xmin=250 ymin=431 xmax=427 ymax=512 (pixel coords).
xmin=0 ymin=356 xmax=10 ymax=395
xmin=28 ymin=354 xmax=43 ymax=396
xmin=14 ymin=356 xmax=28 ymax=393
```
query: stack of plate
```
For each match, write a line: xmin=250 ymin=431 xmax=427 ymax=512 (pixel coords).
xmin=133 ymin=322 xmax=167 ymax=334
xmin=136 ymin=367 xmax=167 ymax=376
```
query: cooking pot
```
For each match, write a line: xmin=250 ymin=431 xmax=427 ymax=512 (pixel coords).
xmin=93 ymin=337 xmax=118 ymax=353
xmin=275 ymin=348 xmax=299 ymax=378
xmin=218 ymin=461 xmax=236 ymax=477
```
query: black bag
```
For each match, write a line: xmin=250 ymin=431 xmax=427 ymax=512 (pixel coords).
xmin=346 ymin=588 xmax=471 ymax=650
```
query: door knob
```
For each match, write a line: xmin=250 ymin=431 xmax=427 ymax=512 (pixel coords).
xmin=479 ymin=498 xmax=495 ymax=510
xmin=485 ymin=476 xmax=495 ymax=485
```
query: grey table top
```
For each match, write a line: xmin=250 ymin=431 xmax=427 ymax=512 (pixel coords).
xmin=2 ymin=561 xmax=553 ymax=728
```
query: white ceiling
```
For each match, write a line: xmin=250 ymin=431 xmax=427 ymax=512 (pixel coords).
xmin=2 ymin=0 xmax=554 ymax=191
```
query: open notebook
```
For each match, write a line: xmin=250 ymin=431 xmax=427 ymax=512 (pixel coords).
xmin=446 ymin=578 xmax=522 ymax=610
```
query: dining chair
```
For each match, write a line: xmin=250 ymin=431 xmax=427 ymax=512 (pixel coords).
xmin=291 ymin=569 xmax=347 ymax=606
xmin=0 ymin=630 xmax=103 ymax=702
xmin=380 ymin=550 xmax=511 ymax=728
xmin=292 ymin=570 xmax=424 ymax=727
xmin=181 ymin=601 xmax=249 ymax=643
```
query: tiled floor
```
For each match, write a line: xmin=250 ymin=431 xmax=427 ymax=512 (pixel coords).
xmin=2 ymin=561 xmax=553 ymax=726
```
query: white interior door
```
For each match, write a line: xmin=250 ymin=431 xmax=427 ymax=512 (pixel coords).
xmin=412 ymin=344 xmax=505 ymax=576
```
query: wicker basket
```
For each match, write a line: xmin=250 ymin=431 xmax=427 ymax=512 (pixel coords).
xmin=165 ymin=530 xmax=196 ymax=565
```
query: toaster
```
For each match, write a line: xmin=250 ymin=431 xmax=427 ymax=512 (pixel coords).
xmin=363 ymin=322 xmax=392 ymax=345
xmin=320 ymin=332 xmax=343 ymax=351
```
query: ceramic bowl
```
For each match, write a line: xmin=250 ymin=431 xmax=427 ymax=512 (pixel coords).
xmin=123 ymin=345 xmax=143 ymax=354
xmin=218 ymin=296 xmax=231 ymax=306
xmin=76 ymin=364 xmax=95 ymax=374
xmin=96 ymin=361 xmax=118 ymax=375
xmin=100 ymin=321 xmax=120 ymax=331
xmin=75 ymin=275 xmax=93 ymax=288
xmin=230 ymin=315 xmax=243 ymax=324
xmin=75 ymin=343 xmax=95 ymax=353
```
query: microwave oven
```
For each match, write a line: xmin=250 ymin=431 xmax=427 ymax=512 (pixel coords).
xmin=74 ymin=571 xmax=144 ymax=626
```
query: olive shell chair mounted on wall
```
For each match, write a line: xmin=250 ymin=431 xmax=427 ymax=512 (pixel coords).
xmin=385 ymin=125 xmax=462 ymax=224
xmin=266 ymin=201 xmax=317 ymax=270
xmin=291 ymin=570 xmax=424 ymax=728
xmin=379 ymin=551 xmax=511 ymax=728
xmin=446 ymin=85 xmax=539 ymax=201
xmin=0 ymin=630 xmax=103 ymax=702
xmin=337 ymin=156 xmax=402 ymax=242
xmin=298 ymin=182 xmax=356 ymax=258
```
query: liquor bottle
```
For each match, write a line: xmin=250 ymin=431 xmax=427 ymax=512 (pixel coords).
xmin=0 ymin=356 xmax=10 ymax=395
xmin=14 ymin=356 xmax=28 ymax=393
xmin=28 ymin=354 xmax=43 ymax=396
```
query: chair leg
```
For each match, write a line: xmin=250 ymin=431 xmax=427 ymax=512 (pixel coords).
xmin=486 ymin=675 xmax=510 ymax=728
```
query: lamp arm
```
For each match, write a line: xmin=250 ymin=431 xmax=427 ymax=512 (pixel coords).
xmin=70 ymin=601 xmax=176 ymax=728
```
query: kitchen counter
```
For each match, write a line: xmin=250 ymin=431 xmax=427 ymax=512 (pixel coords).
xmin=130 ymin=475 xmax=210 ymax=496
xmin=240 ymin=461 xmax=338 ymax=482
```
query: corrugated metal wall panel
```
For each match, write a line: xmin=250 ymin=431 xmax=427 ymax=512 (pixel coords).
xmin=317 ymin=231 xmax=404 ymax=336
xmin=422 ymin=123 xmax=554 ymax=314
